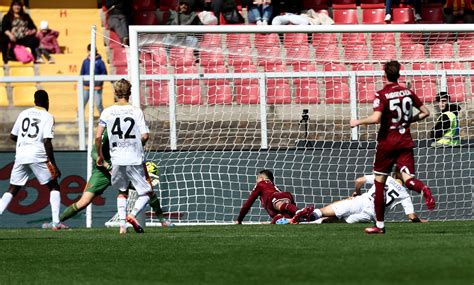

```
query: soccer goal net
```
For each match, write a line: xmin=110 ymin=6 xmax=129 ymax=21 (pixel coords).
xmin=106 ymin=24 xmax=473 ymax=226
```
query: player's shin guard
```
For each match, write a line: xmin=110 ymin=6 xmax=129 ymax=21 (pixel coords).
xmin=50 ymin=190 xmax=61 ymax=224
xmin=405 ymin=178 xmax=425 ymax=193
xmin=130 ymin=195 xmax=150 ymax=217
xmin=0 ymin=192 xmax=13 ymax=215
xmin=374 ymin=180 xmax=385 ymax=227
xmin=117 ymin=194 xmax=127 ymax=224
xmin=148 ymin=193 xmax=164 ymax=220
xmin=279 ymin=203 xmax=298 ymax=216
xmin=60 ymin=203 xmax=79 ymax=222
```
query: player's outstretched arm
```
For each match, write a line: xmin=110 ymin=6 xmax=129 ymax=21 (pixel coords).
xmin=407 ymin=213 xmax=427 ymax=223
xmin=411 ymin=105 xmax=430 ymax=123
xmin=353 ymin=176 xmax=367 ymax=196
xmin=350 ymin=111 xmax=382 ymax=127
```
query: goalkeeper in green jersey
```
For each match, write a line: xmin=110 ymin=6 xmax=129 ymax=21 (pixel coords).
xmin=59 ymin=130 xmax=172 ymax=227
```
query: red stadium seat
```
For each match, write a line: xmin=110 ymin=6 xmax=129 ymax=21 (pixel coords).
xmin=141 ymin=46 xmax=167 ymax=68
xmin=332 ymin=0 xmax=357 ymax=9
xmin=353 ymin=64 xmax=379 ymax=83
xmin=399 ymin=33 xmax=424 ymax=46
xmin=200 ymin=49 xmax=225 ymax=67
xmin=446 ymin=82 xmax=466 ymax=103
xmin=254 ymin=33 xmax=281 ymax=49
xmin=145 ymin=65 xmax=168 ymax=75
xmin=174 ymin=65 xmax=199 ymax=86
xmin=294 ymin=82 xmax=320 ymax=104
xmin=207 ymin=85 xmax=233 ymax=105
xmin=284 ymin=33 xmax=308 ymax=48
xmin=267 ymin=83 xmax=292 ymax=104
xmin=235 ymin=85 xmax=259 ymax=104
xmin=344 ymin=44 xmax=369 ymax=62
xmin=265 ymin=64 xmax=288 ymax=85
xmin=293 ymin=64 xmax=318 ymax=86
xmin=201 ymin=34 xmax=222 ymax=48
xmin=341 ymin=33 xmax=366 ymax=45
xmin=420 ymin=7 xmax=443 ymax=24
xmin=323 ymin=63 xmax=346 ymax=72
xmin=413 ymin=81 xmax=437 ymax=102
xmin=169 ymin=48 xmax=195 ymax=66
xmin=325 ymin=82 xmax=350 ymax=104
xmin=112 ymin=48 xmax=127 ymax=65
xmin=176 ymin=85 xmax=202 ymax=105
xmin=302 ymin=0 xmax=328 ymax=10
xmin=372 ymin=44 xmax=397 ymax=61
xmin=357 ymin=82 xmax=377 ymax=103
xmin=228 ymin=47 xmax=253 ymax=68
xmin=203 ymin=65 xmax=228 ymax=85
xmin=132 ymin=11 xmax=158 ymax=25
xmin=442 ymin=62 xmax=466 ymax=83
xmin=370 ymin=33 xmax=396 ymax=46
xmin=108 ymin=31 xmax=122 ymax=49
xmin=400 ymin=44 xmax=425 ymax=60
xmin=429 ymin=43 xmax=454 ymax=60
xmin=312 ymin=33 xmax=338 ymax=47
xmin=132 ymin=0 xmax=157 ymax=11
xmin=314 ymin=44 xmax=340 ymax=64
xmin=360 ymin=0 xmax=385 ymax=9
xmin=333 ymin=9 xmax=358 ymax=24
xmin=412 ymin=62 xmax=436 ymax=82
xmin=159 ymin=0 xmax=177 ymax=10
xmin=362 ymin=8 xmax=386 ymax=24
xmin=234 ymin=64 xmax=258 ymax=85
xmin=256 ymin=46 xmax=283 ymax=67
xmin=293 ymin=64 xmax=318 ymax=72
xmin=392 ymin=8 xmax=415 ymax=24
xmin=285 ymin=45 xmax=312 ymax=66
xmin=148 ymin=82 xmax=169 ymax=105
xmin=458 ymin=41 xmax=474 ymax=59
xmin=226 ymin=33 xmax=251 ymax=49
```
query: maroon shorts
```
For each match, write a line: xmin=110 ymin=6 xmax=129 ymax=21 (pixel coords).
xmin=271 ymin=192 xmax=296 ymax=208
xmin=373 ymin=147 xmax=415 ymax=176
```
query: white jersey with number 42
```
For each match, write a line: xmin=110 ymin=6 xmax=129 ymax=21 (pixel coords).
xmin=99 ymin=103 xmax=149 ymax=166
xmin=11 ymin=106 xmax=54 ymax=164
xmin=364 ymin=175 xmax=415 ymax=215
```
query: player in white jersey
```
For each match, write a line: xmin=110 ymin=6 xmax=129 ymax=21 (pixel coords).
xmin=95 ymin=79 xmax=155 ymax=234
xmin=289 ymin=170 xmax=425 ymax=224
xmin=0 ymin=90 xmax=66 ymax=229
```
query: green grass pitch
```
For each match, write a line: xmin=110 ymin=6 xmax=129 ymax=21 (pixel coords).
xmin=0 ymin=221 xmax=472 ymax=285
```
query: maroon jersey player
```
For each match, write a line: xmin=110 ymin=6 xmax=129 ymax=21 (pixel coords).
xmin=235 ymin=169 xmax=313 ymax=224
xmin=350 ymin=60 xmax=435 ymax=234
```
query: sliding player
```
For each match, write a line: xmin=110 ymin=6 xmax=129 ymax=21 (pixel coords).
xmin=290 ymin=171 xmax=425 ymax=225
xmin=235 ymin=169 xmax=314 ymax=224
xmin=350 ymin=60 xmax=435 ymax=234
xmin=0 ymin=90 xmax=66 ymax=230
xmin=96 ymin=79 xmax=158 ymax=234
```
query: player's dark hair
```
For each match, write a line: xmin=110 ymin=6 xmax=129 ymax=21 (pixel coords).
xmin=259 ymin=169 xmax=274 ymax=183
xmin=384 ymin=60 xmax=401 ymax=83
xmin=34 ymin=89 xmax=49 ymax=110
xmin=435 ymin=92 xmax=450 ymax=102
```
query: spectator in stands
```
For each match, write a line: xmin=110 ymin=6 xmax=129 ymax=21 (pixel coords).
xmin=163 ymin=0 xmax=202 ymax=48
xmin=443 ymin=0 xmax=473 ymax=23
xmin=35 ymin=20 xmax=61 ymax=64
xmin=244 ymin=0 xmax=273 ymax=25
xmin=384 ymin=0 xmax=422 ymax=22
xmin=272 ymin=9 xmax=334 ymax=25
xmin=430 ymin=92 xmax=461 ymax=147
xmin=0 ymin=0 xmax=40 ymax=64
xmin=105 ymin=0 xmax=131 ymax=45
xmin=80 ymin=44 xmax=107 ymax=115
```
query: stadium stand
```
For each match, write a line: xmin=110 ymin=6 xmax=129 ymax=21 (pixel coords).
xmin=0 ymin=86 xmax=8 ymax=106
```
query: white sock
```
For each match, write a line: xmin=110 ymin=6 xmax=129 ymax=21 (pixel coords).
xmin=0 ymin=192 xmax=13 ymax=215
xmin=130 ymin=195 xmax=150 ymax=217
xmin=117 ymin=195 xmax=127 ymax=222
xmin=376 ymin=221 xmax=385 ymax=229
xmin=50 ymin=190 xmax=61 ymax=224
xmin=313 ymin=209 xmax=322 ymax=220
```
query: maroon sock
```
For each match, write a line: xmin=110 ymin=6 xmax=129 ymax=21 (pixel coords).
xmin=374 ymin=180 xmax=386 ymax=222
xmin=405 ymin=178 xmax=426 ymax=193
xmin=280 ymin=203 xmax=298 ymax=216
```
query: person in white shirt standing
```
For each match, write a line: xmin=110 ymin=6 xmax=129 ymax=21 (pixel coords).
xmin=95 ymin=79 xmax=154 ymax=234
xmin=0 ymin=90 xmax=66 ymax=230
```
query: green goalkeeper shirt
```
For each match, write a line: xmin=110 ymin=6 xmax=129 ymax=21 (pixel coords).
xmin=91 ymin=130 xmax=111 ymax=169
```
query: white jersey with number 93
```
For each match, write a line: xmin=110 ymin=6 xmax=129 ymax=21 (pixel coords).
xmin=99 ymin=104 xmax=149 ymax=166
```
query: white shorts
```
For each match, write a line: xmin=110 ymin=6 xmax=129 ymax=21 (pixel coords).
xmin=111 ymin=164 xmax=152 ymax=195
xmin=10 ymin=161 xmax=57 ymax=186
xmin=330 ymin=196 xmax=374 ymax=224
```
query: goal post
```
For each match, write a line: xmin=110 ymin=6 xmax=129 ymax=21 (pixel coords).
xmin=106 ymin=24 xmax=474 ymax=226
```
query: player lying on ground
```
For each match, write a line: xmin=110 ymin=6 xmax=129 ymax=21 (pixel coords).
xmin=350 ymin=60 xmax=435 ymax=234
xmin=0 ymin=90 xmax=67 ymax=230
xmin=235 ymin=169 xmax=314 ymax=224
xmin=96 ymin=79 xmax=157 ymax=234
xmin=288 ymin=171 xmax=425 ymax=224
